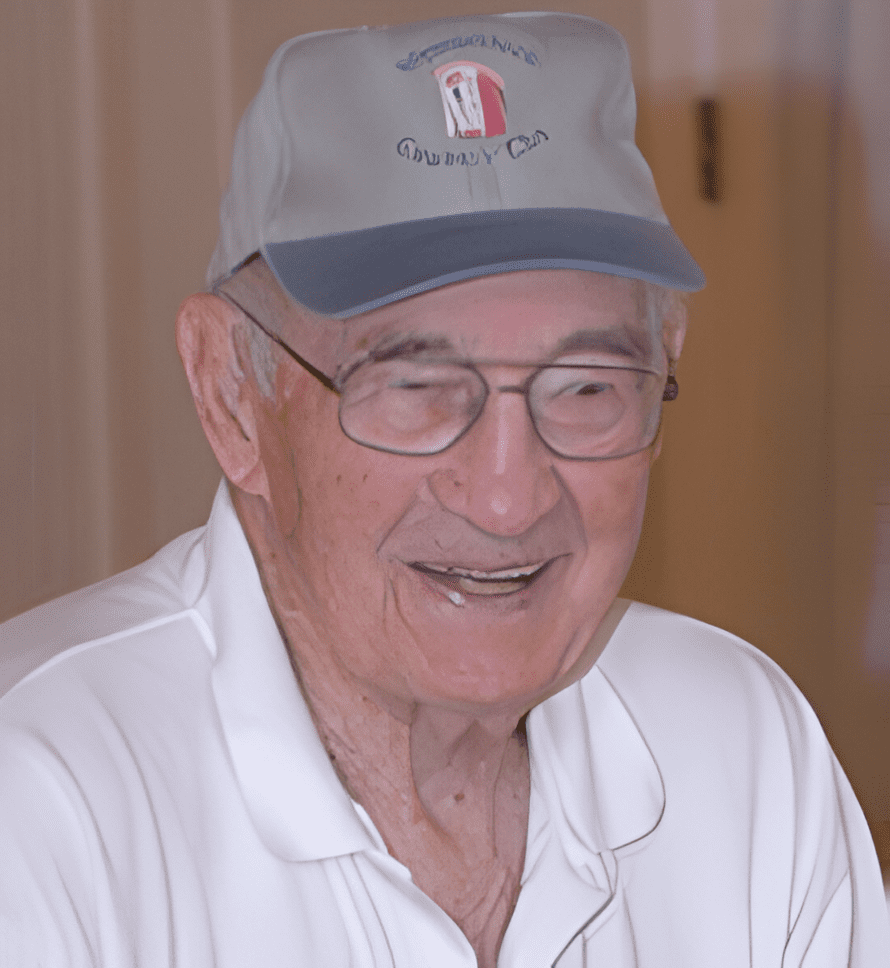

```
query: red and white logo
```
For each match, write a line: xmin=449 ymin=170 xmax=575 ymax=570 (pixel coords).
xmin=433 ymin=61 xmax=506 ymax=139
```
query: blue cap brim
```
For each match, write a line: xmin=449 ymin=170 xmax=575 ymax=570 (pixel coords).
xmin=264 ymin=208 xmax=705 ymax=319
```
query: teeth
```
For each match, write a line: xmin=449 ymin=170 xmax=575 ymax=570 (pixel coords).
xmin=456 ymin=576 xmax=529 ymax=595
xmin=418 ymin=561 xmax=545 ymax=581
xmin=410 ymin=559 xmax=552 ymax=598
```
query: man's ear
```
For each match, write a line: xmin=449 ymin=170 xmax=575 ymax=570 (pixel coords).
xmin=662 ymin=294 xmax=688 ymax=363
xmin=175 ymin=293 xmax=271 ymax=500
xmin=651 ymin=294 xmax=688 ymax=466
xmin=650 ymin=428 xmax=664 ymax=463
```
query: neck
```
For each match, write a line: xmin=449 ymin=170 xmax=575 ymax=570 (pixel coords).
xmin=295 ymin=655 xmax=530 ymax=968
xmin=309 ymin=675 xmax=528 ymax=850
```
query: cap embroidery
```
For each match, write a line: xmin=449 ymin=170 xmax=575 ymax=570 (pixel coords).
xmin=396 ymin=34 xmax=539 ymax=71
xmin=396 ymin=129 xmax=548 ymax=167
xmin=434 ymin=61 xmax=506 ymax=139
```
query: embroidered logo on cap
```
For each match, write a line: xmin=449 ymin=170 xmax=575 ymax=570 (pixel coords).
xmin=433 ymin=61 xmax=506 ymax=139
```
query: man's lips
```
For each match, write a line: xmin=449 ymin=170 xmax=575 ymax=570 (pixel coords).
xmin=408 ymin=559 xmax=555 ymax=597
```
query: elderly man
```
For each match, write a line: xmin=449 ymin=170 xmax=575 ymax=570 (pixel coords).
xmin=1 ymin=12 xmax=888 ymax=967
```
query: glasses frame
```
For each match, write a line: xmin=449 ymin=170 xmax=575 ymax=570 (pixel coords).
xmin=213 ymin=287 xmax=677 ymax=461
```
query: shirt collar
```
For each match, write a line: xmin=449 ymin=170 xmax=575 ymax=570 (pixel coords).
xmin=501 ymin=606 xmax=665 ymax=967
xmin=528 ymin=631 xmax=665 ymax=857
xmin=196 ymin=480 xmax=373 ymax=861
xmin=194 ymin=480 xmax=664 ymax=865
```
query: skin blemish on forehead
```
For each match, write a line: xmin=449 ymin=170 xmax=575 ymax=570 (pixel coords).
xmin=333 ymin=273 xmax=661 ymax=373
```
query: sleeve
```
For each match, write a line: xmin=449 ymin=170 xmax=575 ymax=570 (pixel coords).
xmin=766 ymin=680 xmax=890 ymax=967
xmin=834 ymin=756 xmax=890 ymax=967
xmin=797 ymin=870 xmax=854 ymax=968
xmin=0 ymin=726 xmax=108 ymax=968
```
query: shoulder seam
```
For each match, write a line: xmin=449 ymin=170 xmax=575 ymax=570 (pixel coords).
xmin=2 ymin=609 xmax=213 ymax=702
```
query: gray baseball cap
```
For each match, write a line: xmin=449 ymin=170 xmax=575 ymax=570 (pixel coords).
xmin=208 ymin=12 xmax=705 ymax=318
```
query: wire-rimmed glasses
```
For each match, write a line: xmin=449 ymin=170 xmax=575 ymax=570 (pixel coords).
xmin=214 ymin=288 xmax=675 ymax=461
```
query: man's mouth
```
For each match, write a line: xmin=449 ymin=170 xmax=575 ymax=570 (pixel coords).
xmin=408 ymin=560 xmax=552 ymax=597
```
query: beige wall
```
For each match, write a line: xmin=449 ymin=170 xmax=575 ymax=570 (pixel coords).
xmin=1 ymin=0 xmax=887 ymax=865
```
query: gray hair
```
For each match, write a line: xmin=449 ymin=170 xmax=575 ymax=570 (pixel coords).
xmin=220 ymin=257 xmax=293 ymax=401
xmin=634 ymin=278 xmax=688 ymax=363
xmin=237 ymin=316 xmax=279 ymax=399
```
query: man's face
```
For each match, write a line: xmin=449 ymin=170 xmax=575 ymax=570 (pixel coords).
xmin=252 ymin=269 xmax=665 ymax=718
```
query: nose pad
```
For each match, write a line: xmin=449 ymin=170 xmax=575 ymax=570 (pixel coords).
xmin=426 ymin=390 xmax=562 ymax=536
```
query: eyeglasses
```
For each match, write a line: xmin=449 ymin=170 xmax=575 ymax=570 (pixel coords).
xmin=214 ymin=289 xmax=678 ymax=461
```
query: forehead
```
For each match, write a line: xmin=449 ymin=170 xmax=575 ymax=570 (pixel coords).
xmin=342 ymin=269 xmax=654 ymax=362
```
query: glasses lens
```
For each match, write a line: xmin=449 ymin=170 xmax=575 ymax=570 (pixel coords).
xmin=339 ymin=360 xmax=486 ymax=455
xmin=531 ymin=365 xmax=664 ymax=459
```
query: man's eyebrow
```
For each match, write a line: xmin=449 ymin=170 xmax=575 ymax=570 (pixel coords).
xmin=336 ymin=332 xmax=457 ymax=381
xmin=364 ymin=332 xmax=457 ymax=362
xmin=551 ymin=326 xmax=653 ymax=361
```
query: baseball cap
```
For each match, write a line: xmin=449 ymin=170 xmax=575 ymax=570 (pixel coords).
xmin=207 ymin=12 xmax=705 ymax=318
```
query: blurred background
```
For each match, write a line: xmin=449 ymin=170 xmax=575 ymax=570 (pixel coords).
xmin=1 ymin=0 xmax=887 ymax=875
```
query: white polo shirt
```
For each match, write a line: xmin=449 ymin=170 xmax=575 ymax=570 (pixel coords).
xmin=1 ymin=482 xmax=887 ymax=966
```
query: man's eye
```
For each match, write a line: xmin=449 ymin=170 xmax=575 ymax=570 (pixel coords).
xmin=569 ymin=382 xmax=609 ymax=396
xmin=392 ymin=380 xmax=442 ymax=390
xmin=389 ymin=379 xmax=464 ymax=393
xmin=552 ymin=377 xmax=615 ymax=398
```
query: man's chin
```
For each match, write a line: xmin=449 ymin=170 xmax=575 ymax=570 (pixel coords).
xmin=385 ymin=573 xmax=611 ymax=711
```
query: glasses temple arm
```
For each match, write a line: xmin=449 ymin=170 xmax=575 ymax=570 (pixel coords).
xmin=212 ymin=288 xmax=338 ymax=393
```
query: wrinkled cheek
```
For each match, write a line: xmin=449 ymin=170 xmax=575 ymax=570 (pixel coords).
xmin=254 ymin=424 xmax=303 ymax=540
xmin=289 ymin=474 xmax=389 ymax=610
xmin=577 ymin=459 xmax=652 ymax=582
xmin=622 ymin=468 xmax=652 ymax=543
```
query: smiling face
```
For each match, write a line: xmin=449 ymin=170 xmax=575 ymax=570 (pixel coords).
xmin=244 ymin=269 xmax=672 ymax=719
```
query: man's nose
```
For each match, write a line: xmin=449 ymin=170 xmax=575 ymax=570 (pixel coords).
xmin=426 ymin=385 xmax=562 ymax=536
